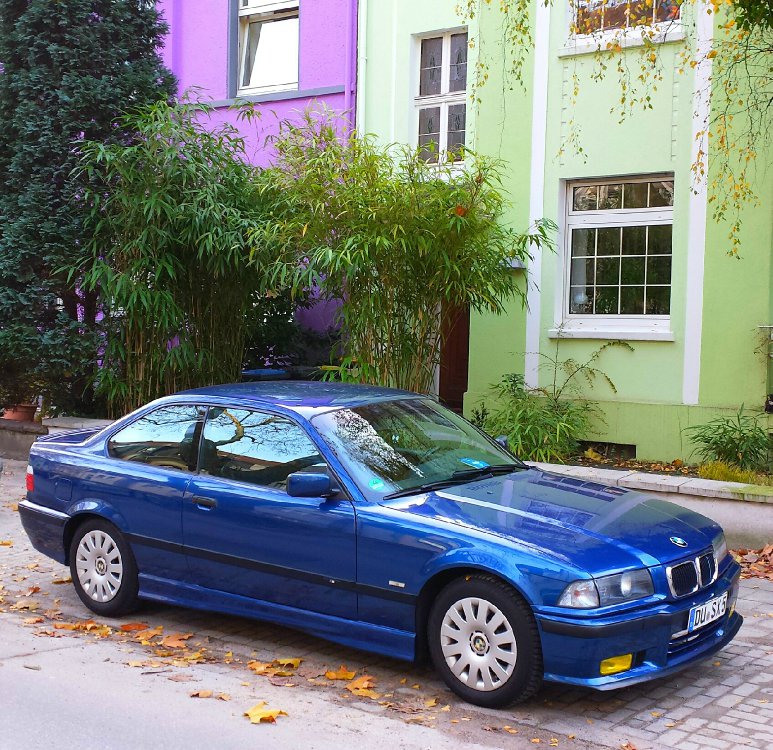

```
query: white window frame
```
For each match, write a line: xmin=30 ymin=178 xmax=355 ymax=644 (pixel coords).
xmin=560 ymin=0 xmax=684 ymax=57
xmin=551 ymin=175 xmax=675 ymax=341
xmin=237 ymin=0 xmax=300 ymax=96
xmin=413 ymin=30 xmax=468 ymax=164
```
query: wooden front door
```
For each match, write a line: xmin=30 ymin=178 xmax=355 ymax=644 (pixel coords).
xmin=439 ymin=304 xmax=470 ymax=412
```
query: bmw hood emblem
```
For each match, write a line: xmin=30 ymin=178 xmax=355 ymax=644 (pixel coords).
xmin=670 ymin=536 xmax=688 ymax=548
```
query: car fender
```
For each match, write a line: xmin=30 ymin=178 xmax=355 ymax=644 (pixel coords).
xmin=65 ymin=498 xmax=131 ymax=536
xmin=418 ymin=544 xmax=579 ymax=608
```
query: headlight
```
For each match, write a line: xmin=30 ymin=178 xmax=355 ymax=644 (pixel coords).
xmin=713 ymin=532 xmax=728 ymax=568
xmin=558 ymin=569 xmax=653 ymax=608
xmin=595 ymin=569 xmax=654 ymax=605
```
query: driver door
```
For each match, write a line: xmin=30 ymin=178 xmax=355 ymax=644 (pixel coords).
xmin=182 ymin=406 xmax=357 ymax=618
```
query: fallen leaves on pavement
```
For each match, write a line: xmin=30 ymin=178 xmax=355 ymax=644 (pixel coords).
xmin=0 ymin=540 xmax=13 ymax=547
xmin=733 ymin=545 xmax=773 ymax=581
xmin=244 ymin=701 xmax=288 ymax=724
xmin=120 ymin=622 xmax=149 ymax=632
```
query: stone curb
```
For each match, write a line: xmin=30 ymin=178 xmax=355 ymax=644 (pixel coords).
xmin=527 ymin=461 xmax=773 ymax=505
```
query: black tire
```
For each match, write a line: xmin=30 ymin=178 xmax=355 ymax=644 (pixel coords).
xmin=68 ymin=518 xmax=139 ymax=617
xmin=427 ymin=574 xmax=543 ymax=707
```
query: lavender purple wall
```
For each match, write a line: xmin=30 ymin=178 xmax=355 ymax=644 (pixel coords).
xmin=157 ymin=0 xmax=356 ymax=332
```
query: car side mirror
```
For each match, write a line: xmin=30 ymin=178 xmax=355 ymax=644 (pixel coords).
xmin=287 ymin=471 xmax=337 ymax=498
xmin=494 ymin=435 xmax=510 ymax=451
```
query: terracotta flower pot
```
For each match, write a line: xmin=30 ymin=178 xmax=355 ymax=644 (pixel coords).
xmin=2 ymin=403 xmax=37 ymax=422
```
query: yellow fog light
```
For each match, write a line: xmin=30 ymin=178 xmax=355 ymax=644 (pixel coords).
xmin=600 ymin=653 xmax=633 ymax=676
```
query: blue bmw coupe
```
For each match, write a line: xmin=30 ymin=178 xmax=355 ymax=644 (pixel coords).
xmin=19 ymin=382 xmax=741 ymax=706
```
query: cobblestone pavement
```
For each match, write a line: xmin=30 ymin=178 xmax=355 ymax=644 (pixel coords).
xmin=2 ymin=458 xmax=772 ymax=749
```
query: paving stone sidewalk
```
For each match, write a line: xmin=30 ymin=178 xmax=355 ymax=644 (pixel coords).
xmin=2 ymin=458 xmax=772 ymax=749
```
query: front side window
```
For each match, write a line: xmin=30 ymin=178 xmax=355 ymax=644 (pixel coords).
xmin=415 ymin=31 xmax=468 ymax=163
xmin=566 ymin=177 xmax=674 ymax=318
xmin=237 ymin=0 xmax=299 ymax=95
xmin=574 ymin=0 xmax=681 ymax=35
xmin=108 ymin=405 xmax=206 ymax=472
xmin=200 ymin=407 xmax=323 ymax=490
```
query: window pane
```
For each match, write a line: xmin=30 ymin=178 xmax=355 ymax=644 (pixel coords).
xmin=596 ymin=257 xmax=620 ymax=285
xmin=648 ymin=224 xmax=672 ymax=254
xmin=621 ymin=256 xmax=645 ymax=284
xmin=620 ymin=286 xmax=645 ymax=314
xmin=108 ymin=405 xmax=205 ymax=471
xmin=649 ymin=180 xmax=674 ymax=207
xmin=595 ymin=287 xmax=619 ymax=315
xmin=241 ymin=15 xmax=299 ymax=91
xmin=449 ymin=33 xmax=468 ymax=92
xmin=598 ymin=183 xmax=622 ymax=210
xmin=571 ymin=227 xmax=596 ymax=257
xmin=602 ymin=0 xmax=630 ymax=31
xmin=597 ymin=227 xmax=621 ymax=256
xmin=629 ymin=0 xmax=654 ymax=26
xmin=623 ymin=182 xmax=648 ymax=208
xmin=447 ymin=103 xmax=466 ymax=160
xmin=571 ymin=257 xmax=595 ymax=287
xmin=418 ymin=106 xmax=440 ymax=163
xmin=647 ymin=255 xmax=671 ymax=284
xmin=653 ymin=0 xmax=681 ymax=23
xmin=622 ymin=225 xmax=646 ymax=255
xmin=420 ymin=37 xmax=442 ymax=96
xmin=200 ymin=408 xmax=323 ymax=490
xmin=573 ymin=185 xmax=598 ymax=211
xmin=646 ymin=286 xmax=671 ymax=315
xmin=569 ymin=286 xmax=594 ymax=314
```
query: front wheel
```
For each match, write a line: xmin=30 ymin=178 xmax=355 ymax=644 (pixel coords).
xmin=428 ymin=575 xmax=543 ymax=707
xmin=69 ymin=519 xmax=139 ymax=617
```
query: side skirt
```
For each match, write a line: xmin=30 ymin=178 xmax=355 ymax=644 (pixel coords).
xmin=138 ymin=573 xmax=416 ymax=662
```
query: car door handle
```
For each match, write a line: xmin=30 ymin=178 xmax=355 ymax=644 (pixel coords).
xmin=192 ymin=496 xmax=217 ymax=510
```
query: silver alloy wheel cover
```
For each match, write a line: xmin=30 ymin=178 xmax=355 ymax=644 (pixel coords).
xmin=75 ymin=529 xmax=123 ymax=603
xmin=440 ymin=596 xmax=517 ymax=692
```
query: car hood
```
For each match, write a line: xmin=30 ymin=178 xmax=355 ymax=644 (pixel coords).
xmin=380 ymin=469 xmax=721 ymax=575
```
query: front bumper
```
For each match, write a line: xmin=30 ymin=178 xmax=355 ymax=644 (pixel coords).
xmin=535 ymin=561 xmax=742 ymax=689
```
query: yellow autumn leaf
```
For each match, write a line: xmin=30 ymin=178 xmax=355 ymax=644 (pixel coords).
xmin=190 ymin=690 xmax=213 ymax=699
xmin=0 ymin=540 xmax=13 ymax=547
xmin=217 ymin=693 xmax=231 ymax=701
xmin=120 ymin=622 xmax=149 ymax=632
xmin=503 ymin=726 xmax=518 ymax=734
xmin=244 ymin=701 xmax=288 ymax=724
xmin=51 ymin=576 xmax=72 ymax=585
xmin=424 ymin=698 xmax=438 ymax=708
xmin=275 ymin=657 xmax=302 ymax=668
xmin=127 ymin=661 xmax=146 ymax=668
xmin=441 ymin=705 xmax=451 ymax=712
xmin=161 ymin=632 xmax=193 ymax=649
xmin=707 ymin=49 xmax=718 ymax=59
xmin=326 ymin=665 xmax=356 ymax=680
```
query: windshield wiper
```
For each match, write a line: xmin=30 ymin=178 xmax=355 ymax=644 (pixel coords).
xmin=382 ymin=463 xmax=524 ymax=500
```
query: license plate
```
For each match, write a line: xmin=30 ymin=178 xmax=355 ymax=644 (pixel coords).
xmin=688 ymin=592 xmax=728 ymax=633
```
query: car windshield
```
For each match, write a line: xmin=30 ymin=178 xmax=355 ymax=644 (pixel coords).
xmin=310 ymin=398 xmax=520 ymax=500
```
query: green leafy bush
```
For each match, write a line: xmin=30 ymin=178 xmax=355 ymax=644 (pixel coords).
xmin=476 ymin=340 xmax=631 ymax=463
xmin=685 ymin=408 xmax=771 ymax=471
xmin=481 ymin=374 xmax=596 ymax=463
xmin=249 ymin=110 xmax=555 ymax=394
xmin=76 ymin=100 xmax=268 ymax=415
xmin=697 ymin=460 xmax=772 ymax=486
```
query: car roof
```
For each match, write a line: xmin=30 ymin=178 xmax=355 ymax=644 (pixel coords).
xmin=175 ymin=381 xmax=418 ymax=413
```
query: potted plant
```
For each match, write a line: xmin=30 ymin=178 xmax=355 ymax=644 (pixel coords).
xmin=0 ymin=328 xmax=45 ymax=422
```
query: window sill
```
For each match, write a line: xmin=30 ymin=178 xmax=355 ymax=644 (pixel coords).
xmin=558 ymin=24 xmax=684 ymax=58
xmin=548 ymin=325 xmax=674 ymax=342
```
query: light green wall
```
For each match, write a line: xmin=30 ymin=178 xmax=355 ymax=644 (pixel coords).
xmin=360 ymin=1 xmax=773 ymax=460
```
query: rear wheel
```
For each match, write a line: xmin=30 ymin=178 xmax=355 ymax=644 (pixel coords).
xmin=428 ymin=575 xmax=542 ymax=707
xmin=69 ymin=519 xmax=139 ymax=617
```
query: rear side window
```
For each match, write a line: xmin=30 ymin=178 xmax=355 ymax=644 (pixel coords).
xmin=108 ymin=405 xmax=206 ymax=472
xmin=199 ymin=407 xmax=323 ymax=490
